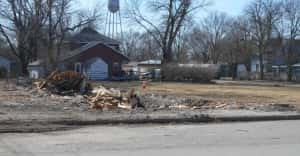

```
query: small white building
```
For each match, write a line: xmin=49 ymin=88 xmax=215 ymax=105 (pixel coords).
xmin=272 ymin=63 xmax=300 ymax=81
xmin=123 ymin=60 xmax=162 ymax=80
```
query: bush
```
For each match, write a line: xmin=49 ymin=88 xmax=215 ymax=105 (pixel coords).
xmin=162 ymin=64 xmax=219 ymax=83
xmin=0 ymin=67 xmax=7 ymax=78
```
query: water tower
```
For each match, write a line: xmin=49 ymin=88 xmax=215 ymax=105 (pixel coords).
xmin=105 ymin=0 xmax=123 ymax=40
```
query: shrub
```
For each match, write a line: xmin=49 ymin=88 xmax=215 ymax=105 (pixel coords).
xmin=0 ymin=66 xmax=7 ymax=78
xmin=162 ymin=64 xmax=219 ymax=83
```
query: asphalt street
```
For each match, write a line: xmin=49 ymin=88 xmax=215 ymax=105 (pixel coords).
xmin=1 ymin=121 xmax=300 ymax=156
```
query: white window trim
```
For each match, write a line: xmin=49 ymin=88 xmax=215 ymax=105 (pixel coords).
xmin=74 ymin=62 xmax=82 ymax=73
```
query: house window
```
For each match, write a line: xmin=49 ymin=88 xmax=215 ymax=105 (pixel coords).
xmin=74 ymin=62 xmax=82 ymax=73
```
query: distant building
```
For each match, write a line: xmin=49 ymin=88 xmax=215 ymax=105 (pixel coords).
xmin=272 ymin=63 xmax=300 ymax=81
xmin=269 ymin=39 xmax=300 ymax=81
xmin=123 ymin=60 xmax=162 ymax=80
xmin=235 ymin=39 xmax=300 ymax=81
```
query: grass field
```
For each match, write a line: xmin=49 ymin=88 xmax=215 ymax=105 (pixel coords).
xmin=97 ymin=81 xmax=300 ymax=106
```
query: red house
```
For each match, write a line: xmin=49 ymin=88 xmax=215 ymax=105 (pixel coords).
xmin=28 ymin=27 xmax=129 ymax=80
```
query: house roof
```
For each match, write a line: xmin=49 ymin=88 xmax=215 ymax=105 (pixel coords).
xmin=179 ymin=64 xmax=221 ymax=68
xmin=272 ymin=62 xmax=300 ymax=68
xmin=293 ymin=63 xmax=300 ymax=67
xmin=28 ymin=59 xmax=44 ymax=66
xmin=138 ymin=60 xmax=161 ymax=65
xmin=60 ymin=41 xmax=100 ymax=61
xmin=60 ymin=41 xmax=129 ymax=62
xmin=69 ymin=27 xmax=120 ymax=45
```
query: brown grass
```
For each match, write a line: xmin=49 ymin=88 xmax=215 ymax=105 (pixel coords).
xmin=95 ymin=81 xmax=300 ymax=106
xmin=146 ymin=82 xmax=300 ymax=105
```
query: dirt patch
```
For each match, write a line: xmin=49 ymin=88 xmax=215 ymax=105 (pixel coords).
xmin=0 ymin=80 xmax=298 ymax=131
xmin=0 ymin=81 xmax=297 ymax=114
xmin=139 ymin=93 xmax=297 ymax=112
xmin=0 ymin=80 xmax=299 ymax=133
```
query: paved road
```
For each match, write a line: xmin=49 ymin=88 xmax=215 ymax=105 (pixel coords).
xmin=1 ymin=121 xmax=300 ymax=156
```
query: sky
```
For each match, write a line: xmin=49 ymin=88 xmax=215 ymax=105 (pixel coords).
xmin=208 ymin=0 xmax=253 ymax=15
xmin=76 ymin=0 xmax=254 ymax=32
xmin=77 ymin=0 xmax=253 ymax=16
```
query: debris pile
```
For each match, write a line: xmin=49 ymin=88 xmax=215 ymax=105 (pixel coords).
xmin=140 ymin=93 xmax=230 ymax=110
xmin=36 ymin=70 xmax=90 ymax=95
xmin=85 ymin=87 xmax=145 ymax=110
xmin=33 ymin=70 xmax=145 ymax=110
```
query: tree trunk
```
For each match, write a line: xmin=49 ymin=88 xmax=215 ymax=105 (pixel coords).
xmin=287 ymin=42 xmax=293 ymax=81
xmin=18 ymin=50 xmax=28 ymax=75
xmin=258 ymin=50 xmax=264 ymax=80
xmin=245 ymin=63 xmax=251 ymax=80
xmin=18 ymin=45 xmax=29 ymax=75
xmin=287 ymin=64 xmax=293 ymax=81
xmin=231 ymin=63 xmax=238 ymax=80
xmin=163 ymin=48 xmax=173 ymax=64
xmin=20 ymin=61 xmax=28 ymax=76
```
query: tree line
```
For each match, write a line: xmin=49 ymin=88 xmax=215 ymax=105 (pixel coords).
xmin=124 ymin=0 xmax=300 ymax=80
xmin=0 ymin=0 xmax=99 ymax=74
xmin=0 ymin=0 xmax=299 ymax=81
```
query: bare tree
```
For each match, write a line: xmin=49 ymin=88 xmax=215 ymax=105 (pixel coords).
xmin=173 ymin=24 xmax=190 ymax=63
xmin=280 ymin=0 xmax=300 ymax=81
xmin=0 ymin=0 xmax=47 ymax=74
xmin=137 ymin=32 xmax=162 ymax=61
xmin=127 ymin=0 xmax=209 ymax=63
xmin=122 ymin=30 xmax=141 ymax=60
xmin=187 ymin=28 xmax=210 ymax=63
xmin=223 ymin=17 xmax=255 ymax=79
xmin=122 ymin=30 xmax=161 ymax=61
xmin=0 ymin=37 xmax=6 ymax=50
xmin=245 ymin=0 xmax=282 ymax=80
xmin=76 ymin=2 xmax=104 ymax=31
xmin=43 ymin=0 xmax=98 ymax=72
xmin=0 ymin=0 xmax=98 ymax=74
xmin=201 ymin=12 xmax=230 ymax=64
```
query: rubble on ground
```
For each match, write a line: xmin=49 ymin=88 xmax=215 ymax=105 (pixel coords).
xmin=22 ymin=72 xmax=297 ymax=112
xmin=33 ymin=71 xmax=145 ymax=110
xmin=85 ymin=87 xmax=145 ymax=110
xmin=36 ymin=70 xmax=90 ymax=95
xmin=139 ymin=93 xmax=297 ymax=112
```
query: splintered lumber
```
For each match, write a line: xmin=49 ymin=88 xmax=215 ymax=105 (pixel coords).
xmin=86 ymin=87 xmax=121 ymax=109
xmin=85 ymin=86 xmax=145 ymax=110
xmin=36 ymin=70 xmax=88 ymax=95
xmin=38 ymin=70 xmax=59 ymax=89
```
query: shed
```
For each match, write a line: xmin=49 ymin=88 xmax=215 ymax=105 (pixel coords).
xmin=137 ymin=60 xmax=162 ymax=73
xmin=137 ymin=60 xmax=162 ymax=79
xmin=27 ymin=60 xmax=46 ymax=79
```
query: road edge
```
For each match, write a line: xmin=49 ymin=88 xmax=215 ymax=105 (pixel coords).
xmin=1 ymin=114 xmax=300 ymax=133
